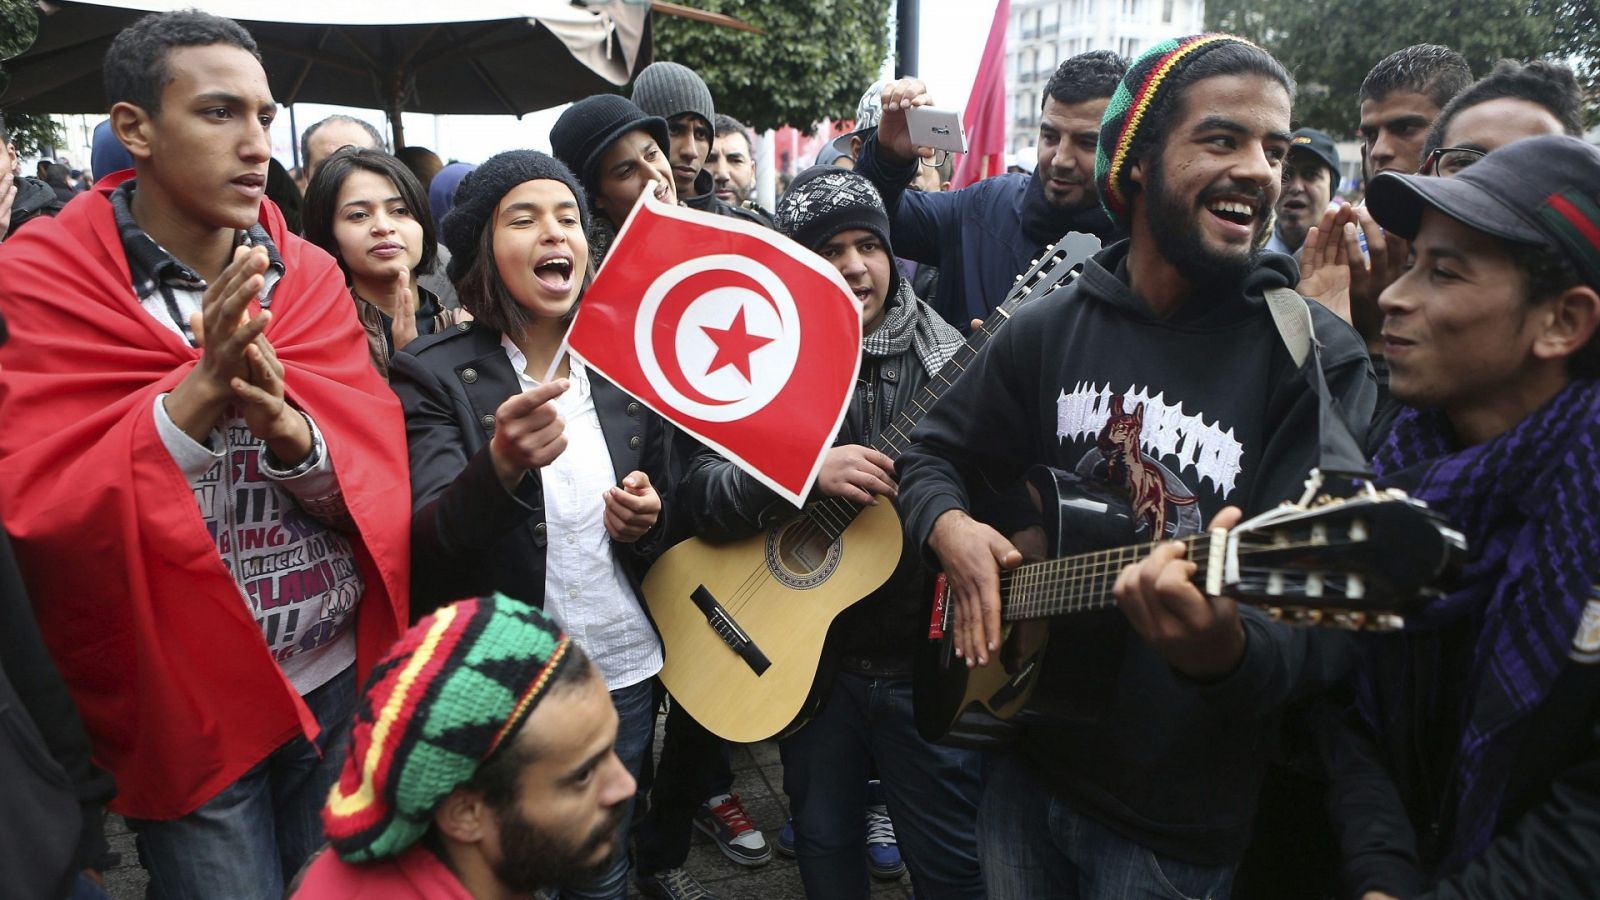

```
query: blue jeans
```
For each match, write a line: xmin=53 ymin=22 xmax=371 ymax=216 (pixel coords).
xmin=128 ymin=665 xmax=356 ymax=900
xmin=780 ymin=672 xmax=985 ymax=900
xmin=558 ymin=678 xmax=654 ymax=900
xmin=979 ymin=752 xmax=1236 ymax=900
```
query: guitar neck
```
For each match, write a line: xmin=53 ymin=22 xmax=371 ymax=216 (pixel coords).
xmin=805 ymin=244 xmax=1090 ymax=543
xmin=999 ymin=533 xmax=1212 ymax=621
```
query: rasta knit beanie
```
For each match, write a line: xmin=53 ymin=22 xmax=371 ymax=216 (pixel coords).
xmin=1095 ymin=33 xmax=1262 ymax=230
xmin=322 ymin=595 xmax=576 ymax=862
xmin=440 ymin=150 xmax=587 ymax=284
xmin=550 ymin=95 xmax=671 ymax=208
xmin=631 ymin=61 xmax=716 ymax=138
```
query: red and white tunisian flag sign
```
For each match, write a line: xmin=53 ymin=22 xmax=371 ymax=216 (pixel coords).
xmin=567 ymin=193 xmax=861 ymax=506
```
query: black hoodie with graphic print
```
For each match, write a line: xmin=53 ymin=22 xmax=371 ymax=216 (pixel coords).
xmin=897 ymin=239 xmax=1376 ymax=866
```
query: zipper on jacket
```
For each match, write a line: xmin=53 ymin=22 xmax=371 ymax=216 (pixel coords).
xmin=861 ymin=359 xmax=879 ymax=447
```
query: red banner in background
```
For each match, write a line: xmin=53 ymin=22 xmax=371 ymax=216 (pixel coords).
xmin=951 ymin=0 xmax=1012 ymax=189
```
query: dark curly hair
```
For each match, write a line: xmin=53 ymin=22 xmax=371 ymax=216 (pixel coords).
xmin=1422 ymin=59 xmax=1583 ymax=160
xmin=302 ymin=147 xmax=438 ymax=280
xmin=1044 ymin=50 xmax=1128 ymax=109
xmin=103 ymin=10 xmax=260 ymax=115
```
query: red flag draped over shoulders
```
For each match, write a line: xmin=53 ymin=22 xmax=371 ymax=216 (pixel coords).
xmin=0 ymin=173 xmax=410 ymax=819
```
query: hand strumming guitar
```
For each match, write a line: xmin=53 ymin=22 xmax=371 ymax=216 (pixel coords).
xmin=1112 ymin=507 xmax=1247 ymax=681
xmin=927 ymin=509 xmax=1023 ymax=668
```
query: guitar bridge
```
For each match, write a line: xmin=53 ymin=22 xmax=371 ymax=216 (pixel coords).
xmin=690 ymin=585 xmax=771 ymax=676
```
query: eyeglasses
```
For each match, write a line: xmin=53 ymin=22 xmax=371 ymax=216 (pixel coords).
xmin=1422 ymin=146 xmax=1486 ymax=177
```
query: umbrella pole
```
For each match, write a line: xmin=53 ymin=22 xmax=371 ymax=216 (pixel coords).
xmin=289 ymin=105 xmax=300 ymax=168
xmin=388 ymin=75 xmax=407 ymax=150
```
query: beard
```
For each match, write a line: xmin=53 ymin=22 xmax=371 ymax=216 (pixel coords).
xmin=490 ymin=799 xmax=626 ymax=893
xmin=1143 ymin=155 xmax=1269 ymax=294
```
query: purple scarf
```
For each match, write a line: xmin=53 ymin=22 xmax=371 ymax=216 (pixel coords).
xmin=1370 ymin=378 xmax=1600 ymax=868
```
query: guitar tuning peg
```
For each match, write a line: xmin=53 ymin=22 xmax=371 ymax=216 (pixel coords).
xmin=1046 ymin=242 xmax=1056 ymax=249
xmin=1014 ymin=274 xmax=1024 ymax=282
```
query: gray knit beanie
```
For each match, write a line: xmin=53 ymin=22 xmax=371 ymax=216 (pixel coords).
xmin=632 ymin=62 xmax=716 ymax=139
xmin=440 ymin=150 xmax=588 ymax=284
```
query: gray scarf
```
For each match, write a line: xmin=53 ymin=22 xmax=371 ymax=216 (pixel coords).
xmin=861 ymin=280 xmax=964 ymax=377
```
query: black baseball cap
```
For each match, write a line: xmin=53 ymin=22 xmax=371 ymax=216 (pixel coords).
xmin=1366 ymin=134 xmax=1600 ymax=289
xmin=1288 ymin=127 xmax=1340 ymax=184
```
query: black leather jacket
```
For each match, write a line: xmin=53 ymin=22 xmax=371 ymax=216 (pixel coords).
xmin=389 ymin=320 xmax=673 ymax=619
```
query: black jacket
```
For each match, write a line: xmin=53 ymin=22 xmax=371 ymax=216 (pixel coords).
xmin=0 ymin=530 xmax=116 ymax=899
xmin=681 ymin=291 xmax=943 ymax=666
xmin=682 ymin=168 xmax=771 ymax=229
xmin=1323 ymin=604 xmax=1600 ymax=898
xmin=895 ymin=240 xmax=1377 ymax=865
xmin=389 ymin=320 xmax=673 ymax=618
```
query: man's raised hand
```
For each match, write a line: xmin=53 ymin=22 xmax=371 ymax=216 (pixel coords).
xmin=164 ymin=245 xmax=272 ymax=440
xmin=874 ymin=78 xmax=936 ymax=166
xmin=230 ymin=335 xmax=312 ymax=465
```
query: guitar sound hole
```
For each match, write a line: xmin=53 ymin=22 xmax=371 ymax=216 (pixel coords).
xmin=765 ymin=519 xmax=844 ymax=590
xmin=779 ymin=526 xmax=832 ymax=572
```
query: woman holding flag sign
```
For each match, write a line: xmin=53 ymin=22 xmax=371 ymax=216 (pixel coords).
xmin=387 ymin=150 xmax=672 ymax=900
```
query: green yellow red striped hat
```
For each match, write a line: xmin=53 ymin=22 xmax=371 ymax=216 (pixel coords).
xmin=322 ymin=595 xmax=573 ymax=861
xmin=1095 ymin=33 xmax=1262 ymax=228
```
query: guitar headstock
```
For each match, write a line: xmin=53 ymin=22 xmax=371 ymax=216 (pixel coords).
xmin=1215 ymin=479 xmax=1467 ymax=631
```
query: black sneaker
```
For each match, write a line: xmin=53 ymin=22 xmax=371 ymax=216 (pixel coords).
xmin=636 ymin=867 xmax=720 ymax=900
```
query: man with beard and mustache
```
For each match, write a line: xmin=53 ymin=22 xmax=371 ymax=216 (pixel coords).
xmin=297 ymin=596 xmax=637 ymax=898
xmin=854 ymin=51 xmax=1125 ymax=327
xmin=897 ymin=35 xmax=1374 ymax=898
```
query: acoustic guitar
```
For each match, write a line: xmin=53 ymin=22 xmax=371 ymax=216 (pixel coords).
xmin=913 ymin=466 xmax=1468 ymax=748
xmin=643 ymin=233 xmax=1104 ymax=743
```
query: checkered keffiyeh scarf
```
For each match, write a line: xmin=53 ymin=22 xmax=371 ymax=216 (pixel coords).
xmin=1368 ymin=378 xmax=1600 ymax=867
xmin=860 ymin=279 xmax=963 ymax=377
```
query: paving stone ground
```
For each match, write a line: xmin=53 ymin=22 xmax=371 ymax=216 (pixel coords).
xmin=101 ymin=726 xmax=915 ymax=900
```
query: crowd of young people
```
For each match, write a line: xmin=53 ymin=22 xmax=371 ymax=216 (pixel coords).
xmin=0 ymin=8 xmax=1597 ymax=900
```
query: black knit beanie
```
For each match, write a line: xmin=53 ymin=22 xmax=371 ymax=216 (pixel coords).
xmin=775 ymin=166 xmax=899 ymax=295
xmin=631 ymin=61 xmax=716 ymax=138
xmin=550 ymin=95 xmax=671 ymax=207
xmin=441 ymin=150 xmax=588 ymax=285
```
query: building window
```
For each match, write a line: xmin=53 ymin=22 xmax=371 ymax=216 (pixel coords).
xmin=1162 ymin=0 xmax=1175 ymax=21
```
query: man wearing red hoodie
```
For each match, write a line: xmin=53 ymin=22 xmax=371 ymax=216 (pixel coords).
xmin=0 ymin=11 xmax=409 ymax=899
